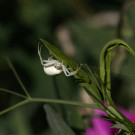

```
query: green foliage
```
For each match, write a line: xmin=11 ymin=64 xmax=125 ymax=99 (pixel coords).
xmin=1 ymin=0 xmax=135 ymax=134
xmin=116 ymin=130 xmax=131 ymax=135
xmin=40 ymin=39 xmax=103 ymax=106
xmin=1 ymin=38 xmax=135 ymax=134
xmin=100 ymin=39 xmax=135 ymax=103
xmin=111 ymin=123 xmax=129 ymax=132
xmin=0 ymin=56 xmax=99 ymax=134
xmin=40 ymin=39 xmax=135 ymax=134
xmin=44 ymin=104 xmax=76 ymax=135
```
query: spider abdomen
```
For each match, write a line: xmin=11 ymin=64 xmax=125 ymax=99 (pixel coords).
xmin=43 ymin=66 xmax=62 ymax=76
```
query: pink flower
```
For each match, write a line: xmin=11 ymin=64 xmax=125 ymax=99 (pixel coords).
xmin=85 ymin=108 xmax=135 ymax=135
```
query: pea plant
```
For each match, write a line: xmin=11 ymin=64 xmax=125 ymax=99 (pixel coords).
xmin=0 ymin=39 xmax=135 ymax=135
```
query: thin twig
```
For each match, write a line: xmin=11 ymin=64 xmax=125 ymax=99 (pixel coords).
xmin=0 ymin=97 xmax=101 ymax=115
xmin=85 ymin=64 xmax=102 ymax=92
xmin=29 ymin=97 xmax=101 ymax=109
xmin=5 ymin=57 xmax=31 ymax=98
xmin=0 ymin=88 xmax=27 ymax=99
xmin=0 ymin=99 xmax=29 ymax=115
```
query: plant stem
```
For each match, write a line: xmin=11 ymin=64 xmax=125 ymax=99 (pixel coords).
xmin=0 ymin=88 xmax=27 ymax=99
xmin=0 ymin=99 xmax=29 ymax=115
xmin=85 ymin=64 xmax=102 ymax=92
xmin=0 ymin=97 xmax=101 ymax=115
xmin=29 ymin=97 xmax=100 ymax=109
xmin=104 ymin=89 xmax=135 ymax=133
xmin=6 ymin=58 xmax=31 ymax=98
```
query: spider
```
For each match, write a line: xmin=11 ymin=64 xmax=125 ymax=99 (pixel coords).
xmin=38 ymin=44 xmax=79 ymax=76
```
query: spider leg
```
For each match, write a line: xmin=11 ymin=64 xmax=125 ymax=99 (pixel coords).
xmin=64 ymin=67 xmax=71 ymax=75
xmin=61 ymin=64 xmax=79 ymax=77
xmin=66 ymin=69 xmax=79 ymax=76
xmin=65 ymin=65 xmax=80 ymax=75
xmin=44 ymin=61 xmax=55 ymax=67
xmin=61 ymin=65 xmax=70 ymax=76
xmin=61 ymin=61 xmax=69 ymax=72
xmin=38 ymin=43 xmax=44 ymax=66
xmin=48 ymin=55 xmax=53 ymax=60
xmin=43 ymin=60 xmax=53 ymax=63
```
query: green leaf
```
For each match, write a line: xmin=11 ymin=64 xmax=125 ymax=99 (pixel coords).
xmin=111 ymin=123 xmax=129 ymax=132
xmin=107 ymin=106 xmax=123 ymax=120
xmin=40 ymin=39 xmax=103 ymax=106
xmin=44 ymin=104 xmax=76 ymax=135
xmin=116 ymin=130 xmax=130 ymax=135
xmin=100 ymin=39 xmax=135 ymax=97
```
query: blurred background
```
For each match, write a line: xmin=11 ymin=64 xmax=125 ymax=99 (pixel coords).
xmin=0 ymin=0 xmax=135 ymax=134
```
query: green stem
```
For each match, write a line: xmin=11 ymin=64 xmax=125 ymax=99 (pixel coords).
xmin=0 ymin=99 xmax=29 ymax=115
xmin=0 ymin=94 xmax=131 ymax=132
xmin=0 ymin=88 xmax=27 ymax=99
xmin=29 ymin=97 xmax=100 ymax=109
xmin=104 ymin=89 xmax=135 ymax=133
xmin=6 ymin=58 xmax=31 ymax=98
xmin=85 ymin=64 xmax=102 ymax=92
xmin=0 ymin=97 xmax=101 ymax=115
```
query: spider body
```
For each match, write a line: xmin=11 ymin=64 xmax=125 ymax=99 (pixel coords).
xmin=38 ymin=45 xmax=79 ymax=76
xmin=43 ymin=59 xmax=62 ymax=75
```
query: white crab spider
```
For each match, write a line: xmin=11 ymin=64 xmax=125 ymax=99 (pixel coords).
xmin=38 ymin=45 xmax=79 ymax=76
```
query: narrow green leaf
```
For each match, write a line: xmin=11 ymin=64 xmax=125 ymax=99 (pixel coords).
xmin=111 ymin=123 xmax=129 ymax=132
xmin=100 ymin=39 xmax=135 ymax=96
xmin=44 ymin=104 xmax=76 ymax=135
xmin=107 ymin=106 xmax=123 ymax=120
xmin=40 ymin=39 xmax=103 ymax=106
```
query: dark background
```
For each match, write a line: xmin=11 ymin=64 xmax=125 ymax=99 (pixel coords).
xmin=0 ymin=0 xmax=135 ymax=134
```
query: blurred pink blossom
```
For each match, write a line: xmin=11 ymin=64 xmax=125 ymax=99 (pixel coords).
xmin=85 ymin=108 xmax=135 ymax=135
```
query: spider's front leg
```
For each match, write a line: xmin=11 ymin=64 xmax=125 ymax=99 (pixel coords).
xmin=38 ymin=44 xmax=45 ymax=66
